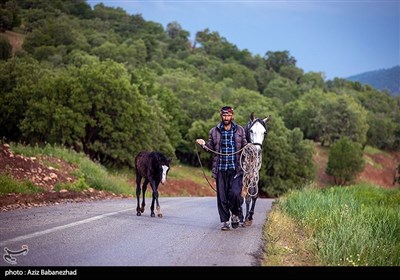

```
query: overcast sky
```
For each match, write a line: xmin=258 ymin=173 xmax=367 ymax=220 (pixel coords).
xmin=87 ymin=0 xmax=400 ymax=80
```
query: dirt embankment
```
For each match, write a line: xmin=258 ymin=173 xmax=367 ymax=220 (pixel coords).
xmin=313 ymin=143 xmax=400 ymax=188
xmin=0 ymin=144 xmax=127 ymax=211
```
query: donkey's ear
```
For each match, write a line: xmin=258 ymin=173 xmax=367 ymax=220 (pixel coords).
xmin=263 ymin=115 xmax=271 ymax=124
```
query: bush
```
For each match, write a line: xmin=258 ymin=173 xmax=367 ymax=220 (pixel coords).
xmin=326 ymin=137 xmax=365 ymax=185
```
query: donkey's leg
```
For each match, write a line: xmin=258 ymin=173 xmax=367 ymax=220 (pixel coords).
xmin=136 ymin=175 xmax=142 ymax=216
xmin=140 ymin=179 xmax=149 ymax=213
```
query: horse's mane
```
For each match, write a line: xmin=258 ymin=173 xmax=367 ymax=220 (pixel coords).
xmin=151 ymin=151 xmax=171 ymax=166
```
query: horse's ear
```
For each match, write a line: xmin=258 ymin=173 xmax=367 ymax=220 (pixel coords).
xmin=249 ymin=112 xmax=255 ymax=122
xmin=263 ymin=115 xmax=271 ymax=124
xmin=167 ymin=157 xmax=173 ymax=164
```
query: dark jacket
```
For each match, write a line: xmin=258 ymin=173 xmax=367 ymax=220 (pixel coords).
xmin=204 ymin=121 xmax=248 ymax=178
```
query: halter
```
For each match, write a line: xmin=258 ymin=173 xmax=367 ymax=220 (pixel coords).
xmin=245 ymin=118 xmax=268 ymax=149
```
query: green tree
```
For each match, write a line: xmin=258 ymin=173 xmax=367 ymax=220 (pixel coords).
xmin=0 ymin=0 xmax=20 ymax=31
xmin=326 ymin=137 xmax=365 ymax=185
xmin=217 ymin=62 xmax=257 ymax=91
xmin=263 ymin=76 xmax=300 ymax=104
xmin=0 ymin=56 xmax=48 ymax=141
xmin=264 ymin=50 xmax=296 ymax=73
xmin=0 ymin=36 xmax=12 ymax=60
xmin=298 ymin=71 xmax=325 ymax=93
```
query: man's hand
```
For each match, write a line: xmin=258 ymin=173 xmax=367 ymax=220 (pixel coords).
xmin=196 ymin=139 xmax=205 ymax=146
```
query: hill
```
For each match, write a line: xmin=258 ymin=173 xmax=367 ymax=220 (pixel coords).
xmin=1 ymin=143 xmax=399 ymax=211
xmin=346 ymin=66 xmax=400 ymax=96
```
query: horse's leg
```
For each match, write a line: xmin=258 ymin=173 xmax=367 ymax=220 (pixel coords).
xmin=136 ymin=175 xmax=142 ymax=216
xmin=244 ymin=194 xmax=252 ymax=226
xmin=148 ymin=179 xmax=157 ymax=217
xmin=140 ymin=179 xmax=149 ymax=213
xmin=248 ymin=195 xmax=258 ymax=224
xmin=149 ymin=179 xmax=162 ymax=218
xmin=155 ymin=186 xmax=162 ymax=218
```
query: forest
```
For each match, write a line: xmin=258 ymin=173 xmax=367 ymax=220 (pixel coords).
xmin=1 ymin=0 xmax=399 ymax=196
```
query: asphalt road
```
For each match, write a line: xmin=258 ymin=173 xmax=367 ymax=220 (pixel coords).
xmin=0 ymin=197 xmax=273 ymax=267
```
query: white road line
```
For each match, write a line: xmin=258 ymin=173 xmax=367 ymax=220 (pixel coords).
xmin=0 ymin=207 xmax=135 ymax=246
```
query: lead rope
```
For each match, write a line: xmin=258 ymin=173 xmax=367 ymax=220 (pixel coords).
xmin=195 ymin=143 xmax=217 ymax=192
xmin=195 ymin=142 xmax=261 ymax=196
xmin=240 ymin=144 xmax=261 ymax=198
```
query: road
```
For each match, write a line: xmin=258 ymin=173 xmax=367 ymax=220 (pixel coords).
xmin=0 ymin=197 xmax=273 ymax=266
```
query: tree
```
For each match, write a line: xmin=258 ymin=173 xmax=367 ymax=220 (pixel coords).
xmin=166 ymin=21 xmax=191 ymax=54
xmin=263 ymin=76 xmax=300 ymax=104
xmin=217 ymin=62 xmax=257 ymax=91
xmin=264 ymin=50 xmax=296 ymax=73
xmin=326 ymin=137 xmax=365 ymax=185
xmin=0 ymin=0 xmax=20 ymax=31
xmin=0 ymin=56 xmax=48 ymax=141
xmin=0 ymin=36 xmax=12 ymax=60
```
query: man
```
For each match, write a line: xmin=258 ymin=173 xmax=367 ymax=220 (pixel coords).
xmin=196 ymin=106 xmax=247 ymax=230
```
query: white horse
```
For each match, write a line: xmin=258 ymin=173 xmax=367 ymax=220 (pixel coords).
xmin=240 ymin=113 xmax=270 ymax=226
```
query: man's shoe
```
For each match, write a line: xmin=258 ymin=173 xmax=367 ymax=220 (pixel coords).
xmin=231 ymin=215 xmax=239 ymax=229
xmin=221 ymin=221 xmax=230 ymax=231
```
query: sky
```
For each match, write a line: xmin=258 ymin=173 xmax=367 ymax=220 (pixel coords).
xmin=86 ymin=0 xmax=400 ymax=80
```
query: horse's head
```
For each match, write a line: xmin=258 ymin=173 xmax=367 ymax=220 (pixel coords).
xmin=245 ymin=112 xmax=271 ymax=151
xmin=157 ymin=153 xmax=172 ymax=184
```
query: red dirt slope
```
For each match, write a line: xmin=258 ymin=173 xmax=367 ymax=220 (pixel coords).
xmin=313 ymin=142 xmax=400 ymax=188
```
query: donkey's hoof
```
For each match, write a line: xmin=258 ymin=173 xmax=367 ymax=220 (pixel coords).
xmin=151 ymin=213 xmax=155 ymax=217
xmin=136 ymin=212 xmax=141 ymax=216
xmin=158 ymin=213 xmax=163 ymax=218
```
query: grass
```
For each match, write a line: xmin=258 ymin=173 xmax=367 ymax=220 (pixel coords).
xmin=363 ymin=145 xmax=389 ymax=156
xmin=262 ymin=204 xmax=319 ymax=266
xmin=0 ymin=174 xmax=42 ymax=195
xmin=169 ymin=164 xmax=212 ymax=184
xmin=263 ymin=183 xmax=400 ymax=266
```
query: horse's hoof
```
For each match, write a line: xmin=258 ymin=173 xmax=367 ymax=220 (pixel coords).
xmin=140 ymin=207 xmax=145 ymax=213
xmin=137 ymin=212 xmax=141 ymax=216
xmin=151 ymin=213 xmax=155 ymax=217
xmin=158 ymin=213 xmax=163 ymax=218
xmin=244 ymin=220 xmax=253 ymax=226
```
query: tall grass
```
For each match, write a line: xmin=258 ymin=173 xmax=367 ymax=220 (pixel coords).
xmin=279 ymin=184 xmax=400 ymax=266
